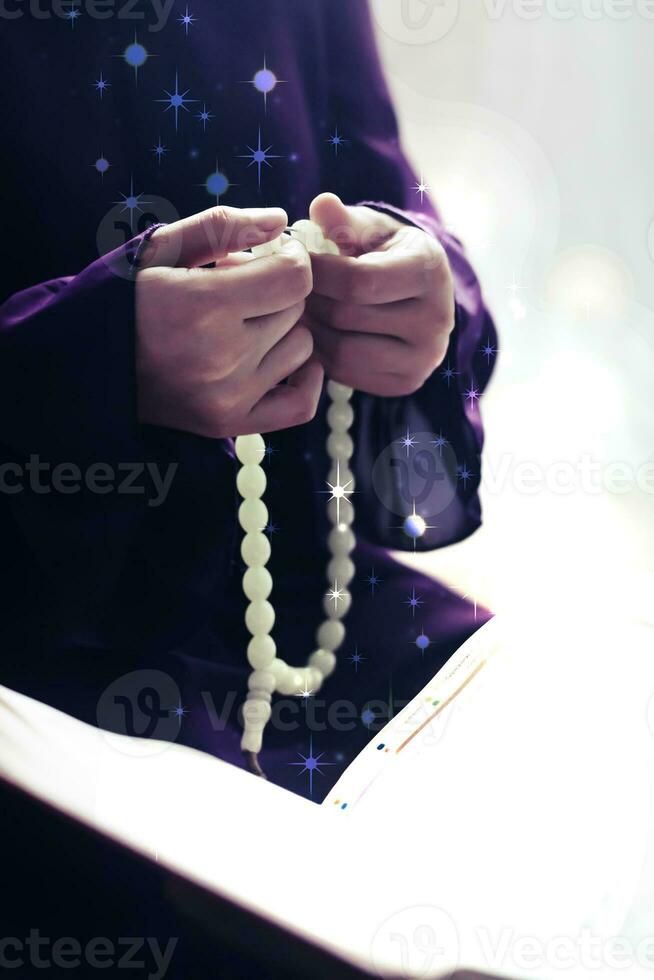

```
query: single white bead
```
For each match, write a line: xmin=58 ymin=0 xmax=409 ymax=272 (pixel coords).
xmin=316 ymin=619 xmax=346 ymax=652
xmin=247 ymin=634 xmax=277 ymax=669
xmin=322 ymin=238 xmax=340 ymax=255
xmin=243 ymin=566 xmax=273 ymax=602
xmin=238 ymin=498 xmax=268 ymax=534
xmin=327 ymin=402 xmax=354 ymax=433
xmin=306 ymin=667 xmax=324 ymax=691
xmin=247 ymin=670 xmax=276 ymax=695
xmin=328 ymin=556 xmax=355 ymax=586
xmin=327 ymin=380 xmax=354 ymax=402
xmin=242 ymin=697 xmax=271 ymax=730
xmin=291 ymin=219 xmax=324 ymax=253
xmin=251 ymin=236 xmax=284 ymax=258
xmin=241 ymin=532 xmax=271 ymax=568
xmin=277 ymin=668 xmax=305 ymax=696
xmin=235 ymin=434 xmax=266 ymax=465
xmin=245 ymin=599 xmax=275 ymax=636
xmin=237 ymin=464 xmax=266 ymax=500
xmin=328 ymin=524 xmax=356 ymax=556
xmin=327 ymin=432 xmax=354 ymax=461
xmin=310 ymin=648 xmax=337 ymax=678
xmin=241 ymin=729 xmax=263 ymax=754
xmin=268 ymin=657 xmax=289 ymax=684
xmin=323 ymin=588 xmax=352 ymax=620
xmin=327 ymin=497 xmax=354 ymax=527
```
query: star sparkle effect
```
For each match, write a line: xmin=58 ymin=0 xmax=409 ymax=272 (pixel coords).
xmin=348 ymin=646 xmax=366 ymax=672
xmin=64 ymin=3 xmax=81 ymax=27
xmin=242 ymin=56 xmax=286 ymax=109
xmin=288 ymin=738 xmax=333 ymax=797
xmin=196 ymin=103 xmax=214 ymax=131
xmin=326 ymin=126 xmax=348 ymax=155
xmin=238 ymin=128 xmax=282 ymax=188
xmin=170 ymin=703 xmax=188 ymax=727
xmin=431 ymin=431 xmax=448 ymax=456
xmin=398 ymin=427 xmax=419 ymax=457
xmin=113 ymin=177 xmax=151 ymax=232
xmin=323 ymin=460 xmax=354 ymax=524
xmin=480 ymin=338 xmax=497 ymax=364
xmin=93 ymin=155 xmax=110 ymax=179
xmin=263 ymin=520 xmax=279 ymax=538
xmin=151 ymin=138 xmax=169 ymax=164
xmin=413 ymin=172 xmax=430 ymax=203
xmin=464 ymin=379 xmax=480 ymax=410
xmin=178 ymin=4 xmax=196 ymax=35
xmin=93 ymin=72 xmax=110 ymax=99
xmin=457 ymin=463 xmax=474 ymax=488
xmin=122 ymin=33 xmax=149 ymax=81
xmin=366 ymin=569 xmax=382 ymax=595
xmin=440 ymin=360 xmax=460 ymax=387
xmin=157 ymin=72 xmax=197 ymax=131
xmin=405 ymin=586 xmax=423 ymax=618
xmin=326 ymin=580 xmax=347 ymax=609
xmin=204 ymin=162 xmax=230 ymax=203
xmin=395 ymin=501 xmax=437 ymax=551
xmin=264 ymin=443 xmax=278 ymax=463
xmin=414 ymin=630 xmax=432 ymax=656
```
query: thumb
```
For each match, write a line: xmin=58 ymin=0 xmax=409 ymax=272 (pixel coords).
xmin=140 ymin=205 xmax=287 ymax=269
xmin=309 ymin=192 xmax=394 ymax=256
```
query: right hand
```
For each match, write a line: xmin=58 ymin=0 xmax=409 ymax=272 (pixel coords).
xmin=135 ymin=206 xmax=323 ymax=438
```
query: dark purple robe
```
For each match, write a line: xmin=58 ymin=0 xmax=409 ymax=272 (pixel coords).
xmin=0 ymin=0 xmax=496 ymax=798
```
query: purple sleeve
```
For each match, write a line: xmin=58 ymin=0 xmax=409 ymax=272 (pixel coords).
xmin=320 ymin=0 xmax=498 ymax=550
xmin=0 ymin=233 xmax=156 ymax=465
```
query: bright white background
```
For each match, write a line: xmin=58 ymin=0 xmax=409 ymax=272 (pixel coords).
xmin=372 ymin=0 xmax=654 ymax=626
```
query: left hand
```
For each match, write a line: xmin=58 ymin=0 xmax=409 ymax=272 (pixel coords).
xmin=304 ymin=193 xmax=455 ymax=397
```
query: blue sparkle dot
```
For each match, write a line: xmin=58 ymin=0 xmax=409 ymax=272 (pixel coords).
xmin=361 ymin=708 xmax=375 ymax=726
xmin=170 ymin=94 xmax=183 ymax=107
xmin=206 ymin=171 xmax=228 ymax=196
xmin=254 ymin=68 xmax=277 ymax=93
xmin=124 ymin=196 xmax=137 ymax=209
xmin=253 ymin=149 xmax=266 ymax=163
xmin=404 ymin=514 xmax=427 ymax=539
xmin=416 ymin=633 xmax=430 ymax=651
xmin=95 ymin=157 xmax=109 ymax=173
xmin=376 ymin=743 xmax=385 ymax=751
xmin=305 ymin=756 xmax=318 ymax=771
xmin=124 ymin=42 xmax=147 ymax=68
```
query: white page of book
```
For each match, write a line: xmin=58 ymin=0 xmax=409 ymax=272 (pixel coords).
xmin=1 ymin=613 xmax=652 ymax=979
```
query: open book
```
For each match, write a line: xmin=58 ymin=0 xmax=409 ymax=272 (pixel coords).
xmin=2 ymin=614 xmax=653 ymax=979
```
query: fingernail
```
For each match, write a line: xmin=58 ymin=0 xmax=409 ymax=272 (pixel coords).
xmin=253 ymin=208 xmax=287 ymax=231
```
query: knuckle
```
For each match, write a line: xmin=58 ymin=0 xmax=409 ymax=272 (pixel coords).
xmin=205 ymin=206 xmax=230 ymax=252
xmin=281 ymin=250 xmax=313 ymax=299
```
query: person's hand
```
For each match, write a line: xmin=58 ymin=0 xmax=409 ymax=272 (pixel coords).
xmin=304 ymin=193 xmax=455 ymax=397
xmin=135 ymin=206 xmax=323 ymax=438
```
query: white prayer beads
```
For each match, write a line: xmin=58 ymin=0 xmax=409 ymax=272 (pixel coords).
xmin=237 ymin=222 xmax=356 ymax=762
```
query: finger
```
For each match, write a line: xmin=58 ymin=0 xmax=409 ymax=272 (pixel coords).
xmin=311 ymin=322 xmax=412 ymax=376
xmin=309 ymin=192 xmax=395 ymax=257
xmin=256 ymin=324 xmax=314 ymax=388
xmin=247 ymin=300 xmax=306 ymax=355
xmin=218 ymin=238 xmax=313 ymax=317
xmin=247 ymin=357 xmax=324 ymax=434
xmin=311 ymin=236 xmax=442 ymax=304
xmin=140 ymin=205 xmax=287 ymax=269
xmin=306 ymin=293 xmax=424 ymax=338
